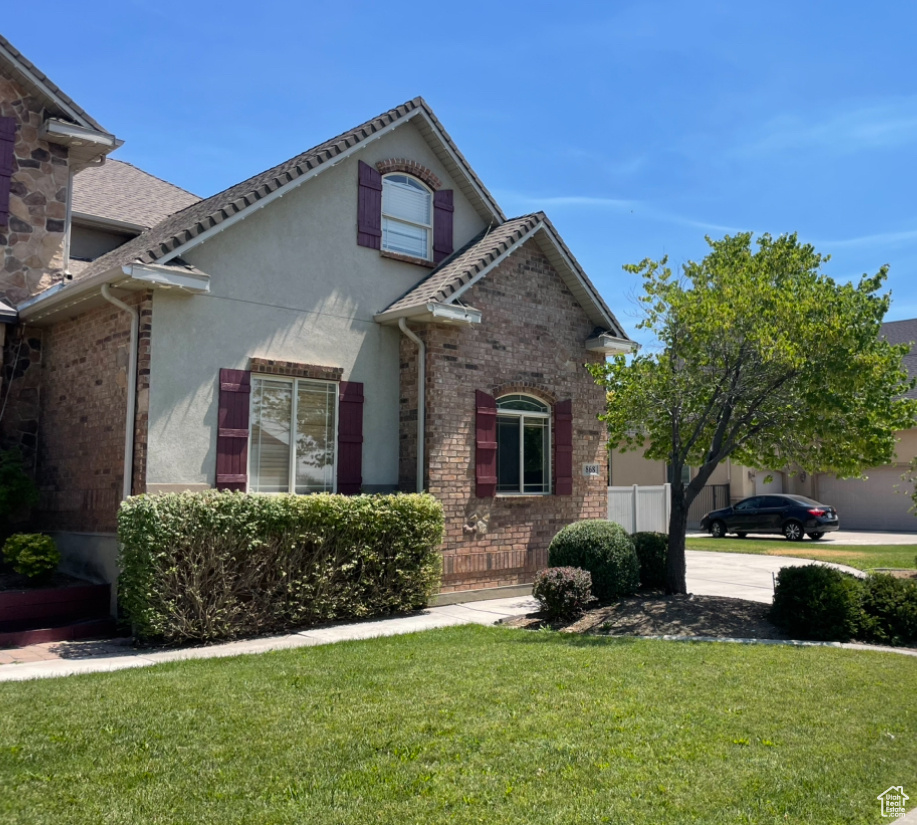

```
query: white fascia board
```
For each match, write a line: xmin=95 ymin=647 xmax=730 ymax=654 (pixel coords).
xmin=374 ymin=302 xmax=481 ymax=325
xmin=156 ymin=111 xmax=422 ymax=266
xmin=444 ymin=223 xmax=544 ymax=305
xmin=122 ymin=263 xmax=210 ymax=294
xmin=40 ymin=118 xmax=118 ymax=149
xmin=586 ymin=334 xmax=638 ymax=354
xmin=72 ymin=211 xmax=147 ymax=234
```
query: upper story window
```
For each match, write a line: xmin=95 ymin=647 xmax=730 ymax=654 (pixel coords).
xmin=496 ymin=394 xmax=551 ymax=495
xmin=381 ymin=174 xmax=432 ymax=260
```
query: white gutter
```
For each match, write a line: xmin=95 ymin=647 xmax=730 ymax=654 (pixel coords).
xmin=100 ymin=284 xmax=138 ymax=501
xmin=585 ymin=333 xmax=638 ymax=354
xmin=62 ymin=165 xmax=75 ymax=275
xmin=122 ymin=263 xmax=211 ymax=293
xmin=398 ymin=318 xmax=425 ymax=493
xmin=375 ymin=301 xmax=482 ymax=325
xmin=40 ymin=118 xmax=118 ymax=149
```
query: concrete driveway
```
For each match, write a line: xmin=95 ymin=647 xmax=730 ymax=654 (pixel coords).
xmin=689 ymin=529 xmax=917 ymax=545
xmin=685 ymin=550 xmax=864 ymax=604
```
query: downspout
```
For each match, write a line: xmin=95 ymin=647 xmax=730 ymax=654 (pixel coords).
xmin=101 ymin=284 xmax=138 ymax=501
xmin=398 ymin=318 xmax=425 ymax=493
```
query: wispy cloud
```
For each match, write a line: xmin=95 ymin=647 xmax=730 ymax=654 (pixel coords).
xmin=735 ymin=98 xmax=917 ymax=157
xmin=812 ymin=227 xmax=917 ymax=250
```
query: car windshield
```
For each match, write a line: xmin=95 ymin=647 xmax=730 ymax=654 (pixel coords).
xmin=781 ymin=494 xmax=825 ymax=507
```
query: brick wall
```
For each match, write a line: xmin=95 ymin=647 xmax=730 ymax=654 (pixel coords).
xmin=399 ymin=238 xmax=609 ymax=592
xmin=1 ymin=291 xmax=151 ymax=532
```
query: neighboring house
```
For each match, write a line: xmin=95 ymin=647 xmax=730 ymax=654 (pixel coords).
xmin=610 ymin=319 xmax=917 ymax=532
xmin=0 ymin=36 xmax=634 ymax=599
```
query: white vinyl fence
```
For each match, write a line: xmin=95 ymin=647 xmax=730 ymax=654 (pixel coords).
xmin=607 ymin=484 xmax=671 ymax=533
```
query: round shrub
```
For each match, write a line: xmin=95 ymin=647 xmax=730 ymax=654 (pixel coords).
xmin=2 ymin=533 xmax=60 ymax=579
xmin=859 ymin=573 xmax=917 ymax=647
xmin=548 ymin=520 xmax=639 ymax=602
xmin=632 ymin=531 xmax=668 ymax=590
xmin=770 ymin=564 xmax=863 ymax=641
xmin=533 ymin=566 xmax=595 ymax=620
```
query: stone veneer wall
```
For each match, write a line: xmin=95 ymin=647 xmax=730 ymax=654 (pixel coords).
xmin=0 ymin=73 xmax=70 ymax=304
xmin=399 ymin=238 xmax=609 ymax=592
xmin=1 ymin=292 xmax=152 ymax=533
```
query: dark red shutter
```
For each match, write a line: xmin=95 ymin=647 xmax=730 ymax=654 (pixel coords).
xmin=475 ymin=390 xmax=497 ymax=497
xmin=337 ymin=381 xmax=364 ymax=495
xmin=216 ymin=369 xmax=251 ymax=491
xmin=0 ymin=117 xmax=15 ymax=228
xmin=433 ymin=189 xmax=454 ymax=264
xmin=357 ymin=161 xmax=382 ymax=249
xmin=554 ymin=399 xmax=573 ymax=496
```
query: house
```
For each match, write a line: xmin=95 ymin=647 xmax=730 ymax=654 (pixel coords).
xmin=610 ymin=319 xmax=917 ymax=532
xmin=0 ymin=35 xmax=634 ymax=601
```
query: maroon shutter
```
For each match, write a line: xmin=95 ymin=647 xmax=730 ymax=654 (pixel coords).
xmin=216 ymin=369 xmax=251 ymax=491
xmin=433 ymin=189 xmax=454 ymax=264
xmin=357 ymin=161 xmax=382 ymax=249
xmin=337 ymin=381 xmax=364 ymax=495
xmin=475 ymin=390 xmax=497 ymax=497
xmin=554 ymin=399 xmax=573 ymax=496
xmin=0 ymin=117 xmax=14 ymax=228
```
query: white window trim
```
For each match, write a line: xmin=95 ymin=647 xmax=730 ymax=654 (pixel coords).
xmin=247 ymin=374 xmax=339 ymax=495
xmin=495 ymin=395 xmax=552 ymax=497
xmin=381 ymin=173 xmax=433 ymax=261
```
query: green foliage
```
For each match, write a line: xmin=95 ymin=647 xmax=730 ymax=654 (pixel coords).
xmin=858 ymin=573 xmax=917 ymax=647
xmin=2 ymin=533 xmax=60 ymax=579
xmin=118 ymin=491 xmax=444 ymax=643
xmin=0 ymin=450 xmax=38 ymax=526
xmin=547 ymin=520 xmax=639 ymax=602
xmin=632 ymin=531 xmax=668 ymax=589
xmin=770 ymin=564 xmax=863 ymax=641
xmin=532 ymin=566 xmax=595 ymax=620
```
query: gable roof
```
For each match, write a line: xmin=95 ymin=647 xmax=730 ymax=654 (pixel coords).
xmin=881 ymin=318 xmax=917 ymax=400
xmin=376 ymin=212 xmax=629 ymax=338
xmin=0 ymin=34 xmax=109 ymax=134
xmin=73 ymin=159 xmax=200 ymax=230
xmin=66 ymin=97 xmax=504 ymax=287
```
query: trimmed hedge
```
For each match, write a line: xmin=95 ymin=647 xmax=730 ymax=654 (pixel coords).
xmin=770 ymin=564 xmax=863 ymax=641
xmin=547 ymin=520 xmax=639 ymax=602
xmin=859 ymin=573 xmax=917 ymax=647
xmin=632 ymin=531 xmax=668 ymax=590
xmin=533 ymin=567 xmax=595 ymax=620
xmin=118 ymin=491 xmax=443 ymax=643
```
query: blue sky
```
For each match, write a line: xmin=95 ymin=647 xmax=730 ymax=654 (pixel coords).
xmin=7 ymin=1 xmax=917 ymax=345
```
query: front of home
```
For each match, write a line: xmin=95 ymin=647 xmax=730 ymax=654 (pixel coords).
xmin=0 ymin=37 xmax=633 ymax=599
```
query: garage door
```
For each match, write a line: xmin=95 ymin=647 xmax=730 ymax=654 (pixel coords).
xmin=816 ymin=468 xmax=917 ymax=531
xmin=755 ymin=471 xmax=784 ymax=495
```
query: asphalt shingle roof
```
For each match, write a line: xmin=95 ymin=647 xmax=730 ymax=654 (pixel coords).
xmin=881 ymin=318 xmax=917 ymax=399
xmin=73 ymin=160 xmax=200 ymax=229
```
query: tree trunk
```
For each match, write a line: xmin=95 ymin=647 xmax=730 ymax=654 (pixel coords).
xmin=665 ymin=489 xmax=690 ymax=594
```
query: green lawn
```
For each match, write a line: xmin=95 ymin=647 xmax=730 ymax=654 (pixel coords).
xmin=687 ymin=535 xmax=917 ymax=572
xmin=1 ymin=625 xmax=915 ymax=824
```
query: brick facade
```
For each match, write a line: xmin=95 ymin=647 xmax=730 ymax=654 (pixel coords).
xmin=0 ymin=73 xmax=70 ymax=304
xmin=2 ymin=292 xmax=151 ymax=532
xmin=400 ymin=238 xmax=609 ymax=592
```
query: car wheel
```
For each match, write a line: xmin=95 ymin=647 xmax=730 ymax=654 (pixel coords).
xmin=783 ymin=521 xmax=804 ymax=542
xmin=710 ymin=520 xmax=726 ymax=539
xmin=808 ymin=532 xmax=825 ymax=541
xmin=737 ymin=532 xmax=747 ymax=539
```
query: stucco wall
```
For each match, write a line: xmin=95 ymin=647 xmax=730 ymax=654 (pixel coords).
xmin=146 ymin=120 xmax=488 ymax=490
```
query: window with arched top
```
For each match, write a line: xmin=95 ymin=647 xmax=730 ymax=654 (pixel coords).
xmin=496 ymin=394 xmax=551 ymax=494
xmin=381 ymin=174 xmax=432 ymax=260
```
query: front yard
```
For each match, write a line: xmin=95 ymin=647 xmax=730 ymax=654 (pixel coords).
xmin=686 ymin=535 xmax=917 ymax=573
xmin=0 ymin=625 xmax=914 ymax=824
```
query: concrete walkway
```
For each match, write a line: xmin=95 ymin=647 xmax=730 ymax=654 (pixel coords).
xmin=0 ymin=549 xmax=909 ymax=681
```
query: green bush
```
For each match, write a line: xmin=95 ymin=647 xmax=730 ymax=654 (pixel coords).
xmin=2 ymin=533 xmax=60 ymax=579
xmin=547 ymin=520 xmax=639 ymax=602
xmin=533 ymin=567 xmax=595 ymax=620
xmin=770 ymin=564 xmax=863 ymax=641
xmin=118 ymin=491 xmax=444 ymax=643
xmin=859 ymin=574 xmax=917 ymax=647
xmin=632 ymin=531 xmax=668 ymax=590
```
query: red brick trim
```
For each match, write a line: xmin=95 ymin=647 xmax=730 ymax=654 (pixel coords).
xmin=491 ymin=382 xmax=558 ymax=404
xmin=380 ymin=250 xmax=435 ymax=268
xmin=249 ymin=358 xmax=343 ymax=381
xmin=375 ymin=159 xmax=442 ymax=191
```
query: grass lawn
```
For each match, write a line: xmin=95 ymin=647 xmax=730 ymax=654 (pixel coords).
xmin=1 ymin=626 xmax=915 ymax=824
xmin=686 ymin=535 xmax=917 ymax=572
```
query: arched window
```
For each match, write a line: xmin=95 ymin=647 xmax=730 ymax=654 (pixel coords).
xmin=496 ymin=394 xmax=551 ymax=494
xmin=381 ymin=174 xmax=432 ymax=260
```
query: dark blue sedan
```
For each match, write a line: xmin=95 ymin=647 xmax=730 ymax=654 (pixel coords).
xmin=700 ymin=494 xmax=840 ymax=541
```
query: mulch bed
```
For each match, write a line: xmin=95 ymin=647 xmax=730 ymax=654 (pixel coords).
xmin=500 ymin=594 xmax=788 ymax=640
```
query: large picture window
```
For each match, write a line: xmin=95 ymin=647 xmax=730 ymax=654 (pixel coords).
xmin=496 ymin=394 xmax=551 ymax=494
xmin=381 ymin=174 xmax=432 ymax=259
xmin=249 ymin=376 xmax=337 ymax=494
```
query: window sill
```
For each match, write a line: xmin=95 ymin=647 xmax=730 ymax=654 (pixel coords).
xmin=381 ymin=250 xmax=435 ymax=268
xmin=496 ymin=492 xmax=552 ymax=498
